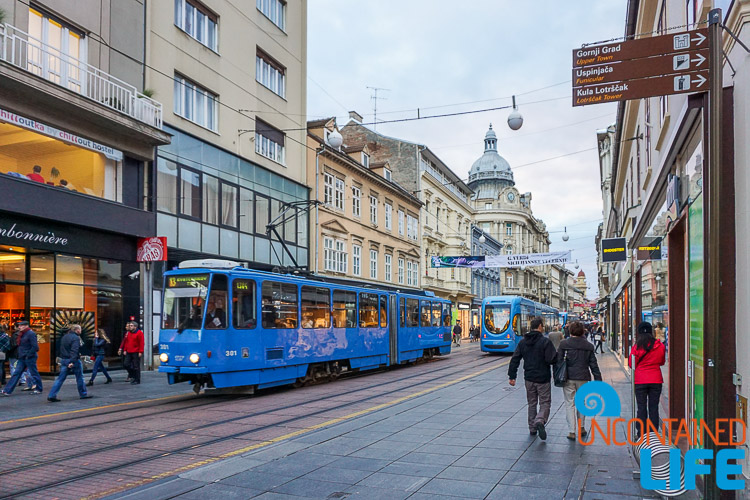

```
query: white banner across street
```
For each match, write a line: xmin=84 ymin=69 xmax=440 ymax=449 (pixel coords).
xmin=485 ymin=250 xmax=572 ymax=268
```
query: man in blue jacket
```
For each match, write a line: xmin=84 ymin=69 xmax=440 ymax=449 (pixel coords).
xmin=1 ymin=321 xmax=43 ymax=396
xmin=47 ymin=324 xmax=92 ymax=402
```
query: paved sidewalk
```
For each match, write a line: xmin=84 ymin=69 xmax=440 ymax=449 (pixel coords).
xmin=0 ymin=370 xmax=192 ymax=422
xmin=110 ymin=346 xmax=653 ymax=500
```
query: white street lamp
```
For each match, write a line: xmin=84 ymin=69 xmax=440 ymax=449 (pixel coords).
xmin=327 ymin=129 xmax=343 ymax=149
xmin=562 ymin=226 xmax=569 ymax=242
xmin=507 ymin=95 xmax=523 ymax=131
xmin=478 ymin=231 xmax=486 ymax=244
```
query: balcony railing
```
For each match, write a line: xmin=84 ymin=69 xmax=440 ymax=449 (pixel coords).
xmin=0 ymin=24 xmax=162 ymax=129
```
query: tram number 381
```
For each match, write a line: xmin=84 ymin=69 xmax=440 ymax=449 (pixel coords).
xmin=225 ymin=350 xmax=238 ymax=357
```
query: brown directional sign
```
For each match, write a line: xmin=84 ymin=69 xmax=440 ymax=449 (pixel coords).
xmin=572 ymin=49 xmax=708 ymax=87
xmin=573 ymin=29 xmax=708 ymax=68
xmin=573 ymin=70 xmax=708 ymax=106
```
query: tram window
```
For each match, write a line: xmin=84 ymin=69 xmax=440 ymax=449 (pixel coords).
xmin=232 ymin=279 xmax=256 ymax=329
xmin=205 ymin=275 xmax=227 ymax=329
xmin=301 ymin=286 xmax=331 ymax=329
xmin=420 ymin=302 xmax=431 ymax=327
xmin=333 ymin=290 xmax=356 ymax=328
xmin=359 ymin=293 xmax=379 ymax=328
xmin=261 ymin=281 xmax=298 ymax=329
xmin=430 ymin=302 xmax=441 ymax=327
xmin=442 ymin=303 xmax=451 ymax=326
xmin=163 ymin=274 xmax=209 ymax=331
xmin=407 ymin=298 xmax=419 ymax=327
xmin=485 ymin=304 xmax=510 ymax=334
xmin=380 ymin=295 xmax=387 ymax=327
xmin=399 ymin=297 xmax=405 ymax=327
xmin=519 ymin=305 xmax=531 ymax=333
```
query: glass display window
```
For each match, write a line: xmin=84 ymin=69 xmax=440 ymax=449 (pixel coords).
xmin=0 ymin=122 xmax=122 ymax=202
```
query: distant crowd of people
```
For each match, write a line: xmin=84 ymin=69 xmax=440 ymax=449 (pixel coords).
xmin=0 ymin=321 xmax=145 ymax=402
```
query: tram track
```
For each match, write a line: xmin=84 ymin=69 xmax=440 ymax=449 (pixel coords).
xmin=1 ymin=352 xmax=504 ymax=498
xmin=0 ymin=351 xmax=448 ymax=435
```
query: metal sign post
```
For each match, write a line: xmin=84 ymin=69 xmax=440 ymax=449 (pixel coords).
xmin=704 ymin=9 xmax=723 ymax=500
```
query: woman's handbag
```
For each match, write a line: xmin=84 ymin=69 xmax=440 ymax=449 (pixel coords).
xmin=553 ymin=350 xmax=568 ymax=387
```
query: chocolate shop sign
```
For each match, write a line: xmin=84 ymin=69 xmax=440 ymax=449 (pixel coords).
xmin=0 ymin=222 xmax=69 ymax=247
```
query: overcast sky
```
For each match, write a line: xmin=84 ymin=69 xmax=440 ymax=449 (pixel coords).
xmin=308 ymin=1 xmax=628 ymax=300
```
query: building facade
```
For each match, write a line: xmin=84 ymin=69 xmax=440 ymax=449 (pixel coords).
xmin=468 ymin=125 xmax=553 ymax=306
xmin=340 ymin=116 xmax=475 ymax=325
xmin=0 ymin=0 xmax=170 ymax=373
xmin=596 ymin=1 xmax=747 ymax=494
xmin=145 ymin=0 xmax=310 ymax=361
xmin=307 ymin=118 xmax=421 ymax=286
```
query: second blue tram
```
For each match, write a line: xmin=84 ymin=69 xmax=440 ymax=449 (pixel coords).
xmin=480 ymin=295 xmax=559 ymax=353
xmin=158 ymin=260 xmax=452 ymax=393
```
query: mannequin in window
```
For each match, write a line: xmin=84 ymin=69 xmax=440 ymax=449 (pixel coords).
xmin=205 ymin=296 xmax=226 ymax=329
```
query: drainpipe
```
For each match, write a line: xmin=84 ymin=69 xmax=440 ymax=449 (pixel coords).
xmin=315 ymin=148 xmax=322 ymax=273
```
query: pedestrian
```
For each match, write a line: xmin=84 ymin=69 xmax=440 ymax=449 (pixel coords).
xmin=558 ymin=321 xmax=603 ymax=440
xmin=628 ymin=321 xmax=666 ymax=437
xmin=0 ymin=325 xmax=10 ymax=387
xmin=47 ymin=325 xmax=92 ymax=402
xmin=452 ymin=320 xmax=462 ymax=347
xmin=0 ymin=321 xmax=43 ymax=396
xmin=594 ymin=327 xmax=605 ymax=353
xmin=508 ymin=317 xmax=557 ymax=440
xmin=548 ymin=325 xmax=563 ymax=350
xmin=88 ymin=329 xmax=112 ymax=386
xmin=119 ymin=321 xmax=144 ymax=384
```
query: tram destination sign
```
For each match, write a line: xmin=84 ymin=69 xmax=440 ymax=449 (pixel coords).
xmin=573 ymin=49 xmax=708 ymax=87
xmin=573 ymin=70 xmax=708 ymax=106
xmin=572 ymin=29 xmax=708 ymax=68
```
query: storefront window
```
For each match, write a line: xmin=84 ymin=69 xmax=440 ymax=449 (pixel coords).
xmin=640 ymin=199 xmax=670 ymax=345
xmin=0 ymin=122 xmax=122 ymax=202
xmin=0 ymin=252 xmax=124 ymax=373
xmin=0 ymin=252 xmax=26 ymax=282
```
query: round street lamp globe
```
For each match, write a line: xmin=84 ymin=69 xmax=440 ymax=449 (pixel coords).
xmin=562 ymin=226 xmax=569 ymax=242
xmin=478 ymin=234 xmax=486 ymax=244
xmin=327 ymin=130 xmax=343 ymax=149
xmin=507 ymin=110 xmax=523 ymax=131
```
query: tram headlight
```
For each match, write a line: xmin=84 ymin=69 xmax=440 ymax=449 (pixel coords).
xmin=159 ymin=353 xmax=169 ymax=363
xmin=189 ymin=353 xmax=200 ymax=364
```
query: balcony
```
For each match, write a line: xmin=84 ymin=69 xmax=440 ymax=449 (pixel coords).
xmin=0 ymin=24 xmax=162 ymax=129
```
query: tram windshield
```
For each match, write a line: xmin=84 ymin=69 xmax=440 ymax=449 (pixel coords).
xmin=163 ymin=274 xmax=209 ymax=331
xmin=484 ymin=304 xmax=511 ymax=334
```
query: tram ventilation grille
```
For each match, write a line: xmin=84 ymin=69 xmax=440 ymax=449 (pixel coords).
xmin=266 ymin=348 xmax=284 ymax=360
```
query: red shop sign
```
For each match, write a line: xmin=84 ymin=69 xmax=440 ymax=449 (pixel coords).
xmin=137 ymin=237 xmax=168 ymax=262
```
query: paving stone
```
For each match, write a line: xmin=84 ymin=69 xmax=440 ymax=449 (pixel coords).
xmin=355 ymin=471 xmax=430 ymax=491
xmin=416 ymin=477 xmax=497 ymax=498
xmin=220 ymin=471 xmax=294 ymax=491
xmin=398 ymin=451 xmax=459 ymax=466
xmin=103 ymin=478 xmax=205 ymax=500
xmin=500 ymin=471 xmax=574 ymax=490
xmin=326 ymin=456 xmax=390 ymax=472
xmin=174 ymin=483 xmax=263 ymax=499
xmin=179 ymin=457 xmax=266 ymax=482
xmin=301 ymin=466 xmax=373 ymax=484
xmin=271 ymin=477 xmax=351 ymax=498
xmin=342 ymin=485 xmax=412 ymax=500
xmin=437 ymin=465 xmax=506 ymax=484
xmin=584 ymin=476 xmax=651 ymax=496
xmin=450 ymin=455 xmax=516 ymax=471
xmin=379 ymin=461 xmax=447 ymax=478
xmin=486 ymin=483 xmax=567 ymax=499
xmin=416 ymin=443 xmax=472 ymax=456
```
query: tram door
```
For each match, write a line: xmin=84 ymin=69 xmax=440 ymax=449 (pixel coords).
xmin=388 ymin=295 xmax=398 ymax=365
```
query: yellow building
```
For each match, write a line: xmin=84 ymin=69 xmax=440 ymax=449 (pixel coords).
xmin=307 ymin=119 xmax=422 ymax=285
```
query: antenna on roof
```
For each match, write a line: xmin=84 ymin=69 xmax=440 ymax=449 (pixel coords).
xmin=366 ymin=86 xmax=390 ymax=131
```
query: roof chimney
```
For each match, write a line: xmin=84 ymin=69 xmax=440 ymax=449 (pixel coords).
xmin=349 ymin=111 xmax=363 ymax=123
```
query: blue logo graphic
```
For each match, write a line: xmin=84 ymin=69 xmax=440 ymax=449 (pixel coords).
xmin=574 ymin=381 xmax=622 ymax=417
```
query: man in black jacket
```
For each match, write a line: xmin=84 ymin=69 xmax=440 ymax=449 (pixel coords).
xmin=1 ymin=321 xmax=43 ymax=396
xmin=47 ymin=325 xmax=91 ymax=402
xmin=508 ymin=317 xmax=557 ymax=440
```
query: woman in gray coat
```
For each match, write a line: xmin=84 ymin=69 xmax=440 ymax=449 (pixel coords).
xmin=558 ymin=321 xmax=602 ymax=440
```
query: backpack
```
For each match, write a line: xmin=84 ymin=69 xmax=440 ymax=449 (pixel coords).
xmin=0 ymin=332 xmax=10 ymax=354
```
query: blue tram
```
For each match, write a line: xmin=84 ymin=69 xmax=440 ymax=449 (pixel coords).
xmin=480 ymin=295 xmax=559 ymax=353
xmin=157 ymin=260 xmax=452 ymax=393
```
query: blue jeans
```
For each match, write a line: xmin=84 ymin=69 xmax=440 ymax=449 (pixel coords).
xmin=3 ymin=356 xmax=43 ymax=394
xmin=48 ymin=360 xmax=87 ymax=399
xmin=90 ymin=354 xmax=111 ymax=382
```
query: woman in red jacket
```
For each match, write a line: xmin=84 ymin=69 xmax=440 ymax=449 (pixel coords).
xmin=628 ymin=321 xmax=666 ymax=434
